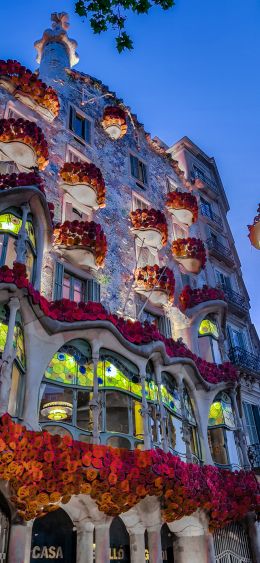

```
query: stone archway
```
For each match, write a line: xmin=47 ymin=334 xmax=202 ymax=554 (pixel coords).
xmin=109 ymin=517 xmax=130 ymax=562
xmin=30 ymin=508 xmax=76 ymax=562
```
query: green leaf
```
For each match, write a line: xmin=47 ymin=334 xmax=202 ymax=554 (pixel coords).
xmin=116 ymin=31 xmax=134 ymax=52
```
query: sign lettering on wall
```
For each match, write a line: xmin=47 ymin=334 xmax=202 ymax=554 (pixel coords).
xmin=31 ymin=546 xmax=64 ymax=559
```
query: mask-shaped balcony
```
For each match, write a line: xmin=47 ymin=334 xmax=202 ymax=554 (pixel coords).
xmin=101 ymin=106 xmax=127 ymax=140
xmin=59 ymin=162 xmax=106 ymax=210
xmin=130 ymin=208 xmax=168 ymax=249
xmin=172 ymin=238 xmax=207 ymax=274
xmin=0 ymin=118 xmax=49 ymax=171
xmin=166 ymin=190 xmax=198 ymax=226
xmin=134 ymin=265 xmax=175 ymax=306
xmin=53 ymin=220 xmax=107 ymax=270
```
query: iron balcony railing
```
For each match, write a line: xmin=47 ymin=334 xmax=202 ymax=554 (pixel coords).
xmin=248 ymin=443 xmax=260 ymax=470
xmin=206 ymin=236 xmax=232 ymax=261
xmin=191 ymin=169 xmax=218 ymax=193
xmin=217 ymin=283 xmax=249 ymax=312
xmin=229 ymin=346 xmax=260 ymax=373
xmin=200 ymin=204 xmax=223 ymax=227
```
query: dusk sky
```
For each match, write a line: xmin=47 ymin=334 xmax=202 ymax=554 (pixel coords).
xmin=0 ymin=0 xmax=259 ymax=333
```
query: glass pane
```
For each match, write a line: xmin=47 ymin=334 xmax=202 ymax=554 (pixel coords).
xmin=76 ymin=390 xmax=93 ymax=431
xmin=8 ymin=363 xmax=21 ymax=417
xmin=0 ymin=213 xmax=22 ymax=235
xmin=98 ymin=361 xmax=131 ymax=393
xmin=161 ymin=375 xmax=181 ymax=415
xmin=5 ymin=236 xmax=16 ymax=269
xmin=39 ymin=383 xmax=73 ymax=423
xmin=45 ymin=349 xmax=93 ymax=387
xmin=74 ymin=113 xmax=85 ymax=138
xmin=62 ymin=274 xmax=71 ymax=300
xmin=0 ymin=304 xmax=8 ymax=353
xmin=14 ymin=325 xmax=25 ymax=368
xmin=132 ymin=400 xmax=144 ymax=439
xmin=166 ymin=413 xmax=177 ymax=449
xmin=26 ymin=245 xmax=34 ymax=282
xmin=73 ymin=278 xmax=83 ymax=303
xmin=106 ymin=392 xmax=129 ymax=434
xmin=199 ymin=319 xmax=219 ymax=338
xmin=183 ymin=387 xmax=196 ymax=424
xmin=26 ymin=221 xmax=36 ymax=249
xmin=208 ymin=427 xmax=228 ymax=465
xmin=208 ymin=393 xmax=235 ymax=429
xmin=149 ymin=404 xmax=158 ymax=443
xmin=0 ymin=233 xmax=5 ymax=263
xmin=107 ymin=436 xmax=131 ymax=449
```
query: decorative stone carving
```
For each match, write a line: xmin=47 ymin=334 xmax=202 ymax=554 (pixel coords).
xmin=34 ymin=13 xmax=79 ymax=68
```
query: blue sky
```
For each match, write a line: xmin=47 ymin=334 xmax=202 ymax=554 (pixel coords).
xmin=0 ymin=0 xmax=259 ymax=334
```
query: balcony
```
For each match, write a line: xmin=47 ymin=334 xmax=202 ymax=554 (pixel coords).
xmin=217 ymin=284 xmax=249 ymax=315
xmin=228 ymin=346 xmax=260 ymax=374
xmin=248 ymin=443 xmax=260 ymax=472
xmin=206 ymin=236 xmax=234 ymax=267
xmin=190 ymin=169 xmax=218 ymax=194
xmin=200 ymin=204 xmax=223 ymax=228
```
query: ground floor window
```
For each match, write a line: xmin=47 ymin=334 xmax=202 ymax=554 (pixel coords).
xmin=31 ymin=509 xmax=76 ymax=562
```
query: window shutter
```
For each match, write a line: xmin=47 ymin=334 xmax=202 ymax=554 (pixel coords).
xmin=158 ymin=316 xmax=172 ymax=339
xmin=85 ymin=279 xmax=101 ymax=302
xmin=84 ymin=119 xmax=91 ymax=144
xmin=130 ymin=155 xmax=139 ymax=179
xmin=54 ymin=262 xmax=64 ymax=300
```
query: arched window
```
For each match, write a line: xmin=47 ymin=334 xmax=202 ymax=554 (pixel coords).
xmin=31 ymin=508 xmax=76 ymax=562
xmin=98 ymin=350 xmax=144 ymax=448
xmin=0 ymin=208 xmax=36 ymax=281
xmin=198 ymin=316 xmax=221 ymax=363
xmin=8 ymin=311 xmax=25 ymax=418
xmin=183 ymin=385 xmax=201 ymax=462
xmin=39 ymin=339 xmax=93 ymax=440
xmin=161 ymin=372 xmax=182 ymax=452
xmin=208 ymin=392 xmax=239 ymax=468
xmin=109 ymin=517 xmax=130 ymax=562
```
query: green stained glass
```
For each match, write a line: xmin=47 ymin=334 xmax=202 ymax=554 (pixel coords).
xmin=97 ymin=361 xmax=143 ymax=397
xmin=208 ymin=393 xmax=235 ymax=429
xmin=0 ymin=304 xmax=8 ymax=353
xmin=45 ymin=350 xmax=93 ymax=387
xmin=146 ymin=379 xmax=158 ymax=401
xmin=199 ymin=319 xmax=219 ymax=338
xmin=183 ymin=387 xmax=196 ymax=424
xmin=14 ymin=325 xmax=25 ymax=367
xmin=26 ymin=221 xmax=36 ymax=249
xmin=0 ymin=214 xmax=22 ymax=236
xmin=161 ymin=383 xmax=181 ymax=414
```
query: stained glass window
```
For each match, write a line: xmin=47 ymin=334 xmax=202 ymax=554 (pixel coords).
xmin=161 ymin=373 xmax=182 ymax=415
xmin=199 ymin=319 xmax=219 ymax=339
xmin=97 ymin=360 xmax=142 ymax=397
xmin=45 ymin=349 xmax=93 ymax=387
xmin=183 ymin=386 xmax=196 ymax=424
xmin=0 ymin=213 xmax=22 ymax=236
xmin=14 ymin=323 xmax=25 ymax=368
xmin=0 ymin=304 xmax=8 ymax=353
xmin=208 ymin=392 xmax=235 ymax=429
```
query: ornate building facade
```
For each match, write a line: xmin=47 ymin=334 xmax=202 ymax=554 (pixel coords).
xmin=0 ymin=12 xmax=259 ymax=563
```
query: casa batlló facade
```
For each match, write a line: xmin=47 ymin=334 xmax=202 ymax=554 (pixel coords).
xmin=0 ymin=11 xmax=259 ymax=563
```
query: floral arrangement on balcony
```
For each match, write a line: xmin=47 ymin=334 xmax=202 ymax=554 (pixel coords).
xmin=134 ymin=265 xmax=175 ymax=303
xmin=248 ymin=204 xmax=260 ymax=250
xmin=166 ymin=190 xmax=198 ymax=226
xmin=0 ymin=59 xmax=60 ymax=120
xmin=101 ymin=106 xmax=127 ymax=140
xmin=59 ymin=162 xmax=106 ymax=208
xmin=0 ymin=265 xmax=238 ymax=384
xmin=130 ymin=208 xmax=168 ymax=247
xmin=172 ymin=237 xmax=207 ymax=273
xmin=0 ymin=414 xmax=258 ymax=525
xmin=0 ymin=171 xmax=45 ymax=194
xmin=53 ymin=220 xmax=107 ymax=268
xmin=179 ymin=285 xmax=226 ymax=312
xmin=0 ymin=118 xmax=49 ymax=170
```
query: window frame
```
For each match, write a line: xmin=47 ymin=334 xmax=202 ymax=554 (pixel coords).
xmin=68 ymin=105 xmax=92 ymax=146
xmin=65 ymin=144 xmax=91 ymax=164
xmin=53 ymin=261 xmax=100 ymax=303
xmin=129 ymin=153 xmax=148 ymax=188
xmin=0 ymin=209 xmax=36 ymax=281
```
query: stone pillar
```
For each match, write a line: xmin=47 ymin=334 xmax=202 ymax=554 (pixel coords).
xmin=248 ymin=513 xmax=260 ymax=563
xmin=230 ymin=389 xmax=250 ymax=469
xmin=8 ymin=522 xmax=33 ymax=563
xmin=154 ymin=363 xmax=168 ymax=452
xmin=147 ymin=525 xmax=163 ymax=563
xmin=129 ymin=530 xmax=146 ymax=563
xmin=90 ymin=355 xmax=100 ymax=445
xmin=76 ymin=522 xmax=94 ymax=563
xmin=178 ymin=381 xmax=192 ymax=463
xmin=168 ymin=513 xmax=215 ymax=563
xmin=0 ymin=297 xmax=20 ymax=415
xmin=94 ymin=522 xmax=110 ymax=563
xmin=140 ymin=370 xmax=151 ymax=450
xmin=15 ymin=204 xmax=30 ymax=264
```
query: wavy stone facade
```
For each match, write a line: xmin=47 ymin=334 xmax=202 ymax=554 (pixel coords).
xmin=0 ymin=12 xmax=259 ymax=563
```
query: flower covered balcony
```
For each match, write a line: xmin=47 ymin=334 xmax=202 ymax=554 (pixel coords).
xmin=179 ymin=285 xmax=226 ymax=311
xmin=53 ymin=220 xmax=107 ymax=270
xmin=248 ymin=204 xmax=260 ymax=250
xmin=0 ymin=59 xmax=60 ymax=121
xmin=130 ymin=208 xmax=168 ymax=249
xmin=59 ymin=162 xmax=106 ymax=209
xmin=101 ymin=105 xmax=127 ymax=140
xmin=0 ymin=118 xmax=49 ymax=170
xmin=166 ymin=190 xmax=198 ymax=226
xmin=172 ymin=237 xmax=207 ymax=274
xmin=0 ymin=171 xmax=46 ymax=194
xmin=134 ymin=265 xmax=175 ymax=306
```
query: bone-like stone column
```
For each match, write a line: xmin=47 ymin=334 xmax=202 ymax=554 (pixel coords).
xmin=147 ymin=525 xmax=163 ymax=563
xmin=129 ymin=530 xmax=146 ymax=563
xmin=168 ymin=513 xmax=215 ymax=563
xmin=140 ymin=369 xmax=151 ymax=450
xmin=94 ymin=521 xmax=110 ymax=563
xmin=8 ymin=522 xmax=33 ymax=563
xmin=76 ymin=522 xmax=94 ymax=563
xmin=0 ymin=296 xmax=20 ymax=415
xmin=230 ymin=388 xmax=250 ymax=469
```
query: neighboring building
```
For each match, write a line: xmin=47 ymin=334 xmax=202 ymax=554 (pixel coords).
xmin=0 ymin=12 xmax=259 ymax=563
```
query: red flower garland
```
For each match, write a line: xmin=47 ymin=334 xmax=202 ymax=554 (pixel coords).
xmin=0 ymin=59 xmax=60 ymax=118
xmin=179 ymin=285 xmax=226 ymax=311
xmin=172 ymin=238 xmax=207 ymax=269
xmin=101 ymin=106 xmax=127 ymax=138
xmin=0 ymin=265 xmax=238 ymax=384
xmin=0 ymin=118 xmax=49 ymax=170
xmin=0 ymin=171 xmax=45 ymax=194
xmin=53 ymin=220 xmax=107 ymax=267
xmin=130 ymin=208 xmax=168 ymax=246
xmin=59 ymin=162 xmax=106 ymax=208
xmin=0 ymin=415 xmax=258 ymax=525
xmin=135 ymin=265 xmax=175 ymax=302
xmin=166 ymin=190 xmax=198 ymax=223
